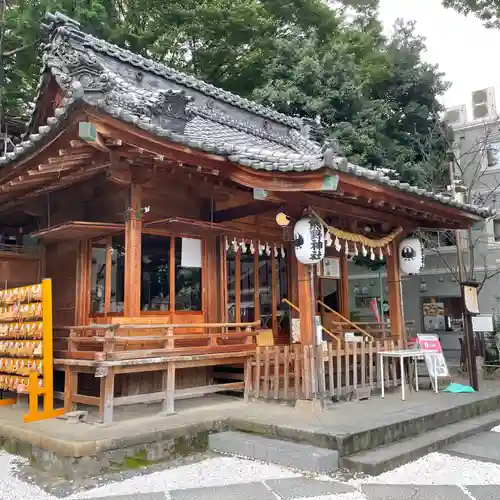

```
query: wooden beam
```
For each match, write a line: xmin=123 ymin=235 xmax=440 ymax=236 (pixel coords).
xmin=266 ymin=191 xmax=414 ymax=228
xmin=106 ymin=165 xmax=132 ymax=185
xmin=213 ymin=201 xmax=276 ymax=223
xmin=78 ymin=122 xmax=110 ymax=152
xmin=386 ymin=239 xmax=404 ymax=342
xmin=124 ymin=183 xmax=142 ymax=316
xmin=297 ymin=262 xmax=314 ymax=345
xmin=339 ymin=253 xmax=350 ymax=318
xmin=0 ymin=164 xmax=109 ymax=213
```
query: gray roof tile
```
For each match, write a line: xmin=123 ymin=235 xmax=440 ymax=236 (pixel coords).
xmin=0 ymin=11 xmax=491 ymax=220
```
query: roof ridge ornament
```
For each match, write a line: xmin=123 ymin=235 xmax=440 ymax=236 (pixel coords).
xmin=41 ymin=12 xmax=84 ymax=42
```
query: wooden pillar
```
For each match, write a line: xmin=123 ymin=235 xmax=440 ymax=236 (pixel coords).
xmin=205 ymin=235 xmax=219 ymax=323
xmin=124 ymin=183 xmax=142 ymax=316
xmin=339 ymin=254 xmax=350 ymax=318
xmin=297 ymin=262 xmax=314 ymax=344
xmin=386 ymin=239 xmax=404 ymax=341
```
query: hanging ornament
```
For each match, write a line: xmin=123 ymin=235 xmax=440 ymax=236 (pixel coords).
xmin=344 ymin=240 xmax=349 ymax=254
xmin=387 ymin=244 xmax=391 ymax=256
xmin=280 ymin=244 xmax=286 ymax=257
xmin=354 ymin=243 xmax=359 ymax=256
xmin=274 ymin=244 xmax=278 ymax=257
xmin=259 ymin=242 xmax=265 ymax=255
xmin=334 ymin=236 xmax=341 ymax=252
xmin=225 ymin=237 xmax=229 ymax=252
xmin=325 ymin=232 xmax=333 ymax=247
xmin=370 ymin=248 xmax=375 ymax=260
xmin=399 ymin=237 xmax=424 ymax=275
xmin=293 ymin=217 xmax=326 ymax=265
xmin=232 ymin=238 xmax=238 ymax=252
xmin=378 ymin=248 xmax=384 ymax=260
xmin=265 ymin=242 xmax=271 ymax=256
xmin=240 ymin=238 xmax=246 ymax=250
xmin=362 ymin=245 xmax=368 ymax=257
xmin=249 ymin=241 xmax=255 ymax=255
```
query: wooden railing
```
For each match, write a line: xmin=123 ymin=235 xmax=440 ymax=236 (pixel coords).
xmin=249 ymin=339 xmax=403 ymax=401
xmin=318 ymin=300 xmax=375 ymax=341
xmin=63 ymin=321 xmax=261 ymax=361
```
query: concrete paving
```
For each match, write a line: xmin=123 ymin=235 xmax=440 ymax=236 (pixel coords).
xmin=361 ymin=484 xmax=471 ymax=500
xmin=466 ymin=485 xmax=500 ymax=500
xmin=264 ymin=477 xmax=355 ymax=498
xmin=444 ymin=431 xmax=500 ymax=464
xmin=208 ymin=431 xmax=339 ymax=473
xmin=169 ymin=483 xmax=276 ymax=500
xmin=83 ymin=482 xmax=500 ymax=500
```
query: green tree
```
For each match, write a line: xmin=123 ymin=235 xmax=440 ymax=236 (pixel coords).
xmin=442 ymin=0 xmax=500 ymax=28
xmin=253 ymin=19 xmax=449 ymax=188
xmin=0 ymin=0 xmax=450 ymax=192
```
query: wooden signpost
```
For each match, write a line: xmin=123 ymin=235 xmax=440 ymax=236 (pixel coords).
xmin=0 ymin=279 xmax=63 ymax=422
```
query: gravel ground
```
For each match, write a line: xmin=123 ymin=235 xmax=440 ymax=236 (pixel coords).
xmin=347 ymin=452 xmax=500 ymax=487
xmin=1 ymin=445 xmax=500 ymax=499
xmin=70 ymin=456 xmax=299 ymax=498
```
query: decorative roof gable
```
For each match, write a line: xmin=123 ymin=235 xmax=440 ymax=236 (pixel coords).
xmin=0 ymin=11 xmax=492 ymax=220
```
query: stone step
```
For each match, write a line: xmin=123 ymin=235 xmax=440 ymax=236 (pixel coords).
xmin=208 ymin=431 xmax=339 ymax=473
xmin=340 ymin=409 xmax=500 ymax=475
xmin=444 ymin=430 xmax=500 ymax=464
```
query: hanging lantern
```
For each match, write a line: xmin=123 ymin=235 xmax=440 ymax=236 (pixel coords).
xmin=293 ymin=217 xmax=325 ymax=265
xmin=399 ymin=237 xmax=424 ymax=275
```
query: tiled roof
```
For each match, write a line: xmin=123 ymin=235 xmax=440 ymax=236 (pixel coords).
xmin=0 ymin=11 xmax=492 ymax=219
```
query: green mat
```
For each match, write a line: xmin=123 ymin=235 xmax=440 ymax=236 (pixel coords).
xmin=443 ymin=383 xmax=475 ymax=393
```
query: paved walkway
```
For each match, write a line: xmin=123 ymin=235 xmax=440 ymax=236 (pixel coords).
xmin=83 ymin=479 xmax=500 ymax=499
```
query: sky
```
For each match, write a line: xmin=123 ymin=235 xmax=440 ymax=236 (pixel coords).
xmin=378 ymin=0 xmax=500 ymax=112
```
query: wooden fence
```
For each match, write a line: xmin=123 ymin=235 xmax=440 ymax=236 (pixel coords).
xmin=248 ymin=339 xmax=403 ymax=402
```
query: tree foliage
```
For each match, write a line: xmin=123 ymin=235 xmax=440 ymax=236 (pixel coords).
xmin=0 ymin=0 xmax=449 ymax=189
xmin=442 ymin=0 xmax=500 ymax=28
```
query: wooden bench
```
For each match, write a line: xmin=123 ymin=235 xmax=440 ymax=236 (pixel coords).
xmin=56 ymin=349 xmax=255 ymax=424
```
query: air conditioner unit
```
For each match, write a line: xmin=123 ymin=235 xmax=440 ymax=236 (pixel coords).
xmin=444 ymin=105 xmax=467 ymax=126
xmin=471 ymin=87 xmax=496 ymax=120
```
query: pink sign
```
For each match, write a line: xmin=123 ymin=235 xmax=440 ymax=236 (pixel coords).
xmin=416 ymin=334 xmax=442 ymax=353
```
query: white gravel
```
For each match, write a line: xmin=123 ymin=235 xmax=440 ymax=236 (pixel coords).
xmin=356 ymin=452 xmax=500 ymax=485
xmin=72 ymin=456 xmax=300 ymax=498
xmin=0 ymin=452 xmax=53 ymax=500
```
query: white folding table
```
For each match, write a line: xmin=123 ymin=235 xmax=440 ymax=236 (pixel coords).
xmin=378 ymin=349 xmax=432 ymax=401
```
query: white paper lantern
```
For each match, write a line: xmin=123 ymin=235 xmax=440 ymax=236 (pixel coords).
xmin=293 ymin=217 xmax=325 ymax=265
xmin=399 ymin=237 xmax=424 ymax=275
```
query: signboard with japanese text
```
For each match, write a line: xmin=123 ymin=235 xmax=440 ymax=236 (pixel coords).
xmin=417 ymin=333 xmax=450 ymax=379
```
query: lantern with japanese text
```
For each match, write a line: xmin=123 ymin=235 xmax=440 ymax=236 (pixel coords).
xmin=293 ymin=217 xmax=325 ymax=264
xmin=399 ymin=237 xmax=424 ymax=275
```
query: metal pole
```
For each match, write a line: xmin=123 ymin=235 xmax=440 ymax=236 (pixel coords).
xmin=449 ymin=155 xmax=478 ymax=390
